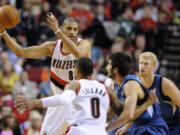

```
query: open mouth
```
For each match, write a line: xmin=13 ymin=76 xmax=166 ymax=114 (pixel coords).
xmin=68 ymin=36 xmax=74 ymax=40
xmin=140 ymin=70 xmax=145 ymax=73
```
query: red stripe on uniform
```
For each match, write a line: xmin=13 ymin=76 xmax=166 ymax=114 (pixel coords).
xmin=51 ymin=40 xmax=58 ymax=56
xmin=60 ymin=42 xmax=71 ymax=56
xmin=76 ymin=81 xmax=81 ymax=95
xmin=50 ymin=71 xmax=69 ymax=86
xmin=105 ymin=87 xmax=111 ymax=103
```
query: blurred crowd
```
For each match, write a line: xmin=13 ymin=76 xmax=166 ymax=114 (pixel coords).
xmin=0 ymin=0 xmax=180 ymax=134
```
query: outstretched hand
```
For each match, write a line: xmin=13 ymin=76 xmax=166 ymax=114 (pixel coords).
xmin=15 ymin=94 xmax=34 ymax=111
xmin=46 ymin=12 xmax=60 ymax=33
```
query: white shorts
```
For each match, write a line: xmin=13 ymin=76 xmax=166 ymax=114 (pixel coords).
xmin=40 ymin=104 xmax=73 ymax=135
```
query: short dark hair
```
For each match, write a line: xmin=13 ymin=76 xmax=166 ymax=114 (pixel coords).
xmin=62 ymin=17 xmax=78 ymax=26
xmin=110 ymin=53 xmax=132 ymax=77
xmin=76 ymin=57 xmax=93 ymax=77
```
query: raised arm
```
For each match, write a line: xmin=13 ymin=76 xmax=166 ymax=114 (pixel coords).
xmin=0 ymin=26 xmax=55 ymax=58
xmin=106 ymin=81 xmax=138 ymax=132
xmin=162 ymin=77 xmax=180 ymax=107
xmin=47 ymin=13 xmax=91 ymax=58
xmin=15 ymin=81 xmax=79 ymax=110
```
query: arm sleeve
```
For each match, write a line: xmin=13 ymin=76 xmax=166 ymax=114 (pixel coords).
xmin=41 ymin=90 xmax=76 ymax=107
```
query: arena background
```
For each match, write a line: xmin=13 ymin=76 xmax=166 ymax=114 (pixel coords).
xmin=0 ymin=0 xmax=180 ymax=134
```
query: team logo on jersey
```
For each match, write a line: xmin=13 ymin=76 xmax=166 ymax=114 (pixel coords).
xmin=52 ymin=59 xmax=77 ymax=69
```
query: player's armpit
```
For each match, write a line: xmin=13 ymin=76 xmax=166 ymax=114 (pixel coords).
xmin=77 ymin=40 xmax=91 ymax=58
xmin=162 ymin=77 xmax=180 ymax=108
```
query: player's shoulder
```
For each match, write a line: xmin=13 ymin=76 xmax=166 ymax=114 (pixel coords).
xmin=77 ymin=39 xmax=91 ymax=47
xmin=42 ymin=41 xmax=57 ymax=48
xmin=42 ymin=41 xmax=58 ymax=52
xmin=162 ymin=77 xmax=174 ymax=86
xmin=65 ymin=81 xmax=80 ymax=92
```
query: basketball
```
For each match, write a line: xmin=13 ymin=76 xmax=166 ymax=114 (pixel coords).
xmin=0 ymin=5 xmax=20 ymax=29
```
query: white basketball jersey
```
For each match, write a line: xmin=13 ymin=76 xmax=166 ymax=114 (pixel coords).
xmin=72 ymin=79 xmax=110 ymax=128
xmin=50 ymin=38 xmax=82 ymax=94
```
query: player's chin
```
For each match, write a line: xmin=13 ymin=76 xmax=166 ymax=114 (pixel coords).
xmin=69 ymin=37 xmax=75 ymax=41
xmin=139 ymin=72 xmax=146 ymax=77
xmin=108 ymin=74 xmax=114 ymax=79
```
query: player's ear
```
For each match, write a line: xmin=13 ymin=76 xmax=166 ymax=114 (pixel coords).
xmin=113 ymin=67 xmax=118 ymax=74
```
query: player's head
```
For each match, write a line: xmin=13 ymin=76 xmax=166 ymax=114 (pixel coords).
xmin=75 ymin=57 xmax=94 ymax=80
xmin=61 ymin=17 xmax=79 ymax=41
xmin=106 ymin=52 xmax=132 ymax=80
xmin=139 ymin=52 xmax=157 ymax=77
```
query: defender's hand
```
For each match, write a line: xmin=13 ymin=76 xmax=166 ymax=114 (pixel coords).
xmin=147 ymin=89 xmax=158 ymax=105
xmin=46 ymin=12 xmax=60 ymax=33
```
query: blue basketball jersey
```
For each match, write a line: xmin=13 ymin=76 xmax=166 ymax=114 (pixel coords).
xmin=148 ymin=74 xmax=180 ymax=135
xmin=108 ymin=75 xmax=168 ymax=135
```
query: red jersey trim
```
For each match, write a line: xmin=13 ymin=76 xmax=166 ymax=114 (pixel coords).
xmin=51 ymin=40 xmax=58 ymax=56
xmin=50 ymin=71 xmax=69 ymax=86
xmin=76 ymin=81 xmax=81 ymax=95
xmin=105 ymin=87 xmax=111 ymax=103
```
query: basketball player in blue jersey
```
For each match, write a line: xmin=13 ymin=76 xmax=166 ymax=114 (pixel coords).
xmin=0 ymin=14 xmax=91 ymax=135
xmin=138 ymin=52 xmax=180 ymax=135
xmin=15 ymin=57 xmax=158 ymax=135
xmin=106 ymin=52 xmax=168 ymax=135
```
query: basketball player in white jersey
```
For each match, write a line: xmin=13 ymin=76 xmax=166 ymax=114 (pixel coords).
xmin=15 ymin=57 xmax=157 ymax=135
xmin=0 ymin=13 xmax=91 ymax=135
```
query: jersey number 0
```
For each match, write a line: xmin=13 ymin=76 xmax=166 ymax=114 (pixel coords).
xmin=90 ymin=98 xmax=100 ymax=118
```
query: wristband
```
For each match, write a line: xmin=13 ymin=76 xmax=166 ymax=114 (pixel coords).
xmin=0 ymin=31 xmax=7 ymax=36
xmin=55 ymin=29 xmax=61 ymax=34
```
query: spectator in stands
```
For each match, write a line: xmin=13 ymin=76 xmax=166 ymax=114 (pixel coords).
xmin=111 ymin=37 xmax=125 ymax=54
xmin=0 ymin=114 xmax=16 ymax=135
xmin=56 ymin=0 xmax=72 ymax=17
xmin=39 ymin=69 xmax=50 ymax=97
xmin=0 ymin=61 xmax=19 ymax=93
xmin=23 ymin=111 xmax=42 ymax=135
xmin=13 ymin=71 xmax=38 ymax=99
xmin=135 ymin=34 xmax=146 ymax=52
xmin=82 ymin=4 xmax=112 ymax=48
xmin=131 ymin=35 xmax=146 ymax=74
xmin=0 ymin=51 xmax=23 ymax=75
xmin=20 ymin=0 xmax=39 ymax=45
xmin=110 ymin=0 xmax=129 ymax=20
xmin=69 ymin=2 xmax=93 ymax=32
xmin=117 ymin=7 xmax=135 ymax=39
xmin=158 ymin=0 xmax=175 ymax=24
xmin=135 ymin=0 xmax=158 ymax=32
xmin=0 ymin=112 xmax=21 ymax=135
xmin=1 ymin=105 xmax=12 ymax=119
